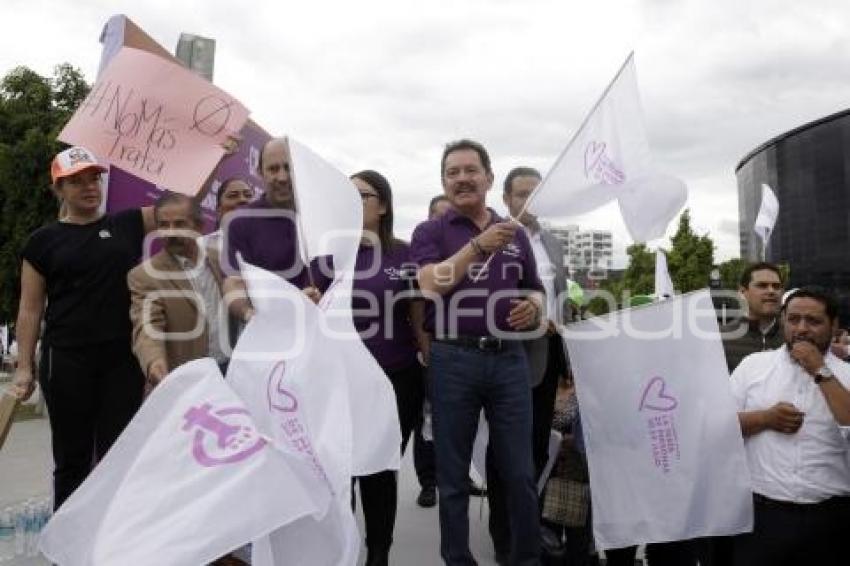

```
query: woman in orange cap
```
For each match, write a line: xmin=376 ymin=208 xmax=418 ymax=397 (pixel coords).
xmin=10 ymin=146 xmax=156 ymax=510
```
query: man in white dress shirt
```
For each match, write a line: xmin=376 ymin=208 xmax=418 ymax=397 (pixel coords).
xmin=731 ymin=286 xmax=850 ymax=566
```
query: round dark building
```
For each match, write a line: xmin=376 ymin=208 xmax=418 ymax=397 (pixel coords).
xmin=736 ymin=108 xmax=850 ymax=325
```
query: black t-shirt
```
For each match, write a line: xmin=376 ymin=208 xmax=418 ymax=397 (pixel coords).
xmin=22 ymin=210 xmax=145 ymax=348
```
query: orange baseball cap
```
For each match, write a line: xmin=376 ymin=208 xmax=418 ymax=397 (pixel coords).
xmin=51 ymin=146 xmax=108 ymax=184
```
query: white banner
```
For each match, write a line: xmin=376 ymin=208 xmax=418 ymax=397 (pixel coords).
xmin=226 ymin=137 xmax=400 ymax=565
xmin=527 ymin=53 xmax=686 ymax=243
xmin=39 ymin=359 xmax=331 ymax=566
xmin=754 ymin=183 xmax=779 ymax=245
xmin=286 ymin=136 xmax=401 ymax=476
xmin=228 ymin=259 xmax=400 ymax=565
xmin=562 ymin=291 xmax=752 ymax=549
xmin=654 ymin=250 xmax=675 ymax=299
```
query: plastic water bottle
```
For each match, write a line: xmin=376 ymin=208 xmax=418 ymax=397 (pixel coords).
xmin=13 ymin=505 xmax=25 ymax=557
xmin=0 ymin=508 xmax=14 ymax=561
xmin=36 ymin=498 xmax=51 ymax=553
xmin=422 ymin=399 xmax=433 ymax=442
xmin=25 ymin=502 xmax=39 ymax=557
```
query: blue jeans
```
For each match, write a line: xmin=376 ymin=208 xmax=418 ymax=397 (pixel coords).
xmin=430 ymin=341 xmax=540 ymax=565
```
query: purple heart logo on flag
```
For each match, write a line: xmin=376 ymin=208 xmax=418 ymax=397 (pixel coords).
xmin=183 ymin=403 xmax=266 ymax=467
xmin=584 ymin=141 xmax=608 ymax=178
xmin=639 ymin=376 xmax=678 ymax=412
xmin=267 ymin=360 xmax=299 ymax=413
xmin=584 ymin=140 xmax=626 ymax=185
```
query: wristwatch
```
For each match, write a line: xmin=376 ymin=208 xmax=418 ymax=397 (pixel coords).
xmin=814 ymin=366 xmax=835 ymax=384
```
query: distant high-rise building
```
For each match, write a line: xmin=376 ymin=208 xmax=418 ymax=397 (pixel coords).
xmin=544 ymin=222 xmax=613 ymax=281
xmin=175 ymin=33 xmax=216 ymax=82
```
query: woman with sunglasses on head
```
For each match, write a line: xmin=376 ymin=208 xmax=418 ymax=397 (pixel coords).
xmin=10 ymin=146 xmax=157 ymax=510
xmin=350 ymin=170 xmax=429 ymax=566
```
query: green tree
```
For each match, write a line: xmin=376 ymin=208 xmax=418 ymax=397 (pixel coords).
xmin=585 ymin=243 xmax=656 ymax=316
xmin=667 ymin=209 xmax=715 ymax=293
xmin=718 ymin=257 xmax=749 ymax=289
xmin=620 ymin=243 xmax=656 ymax=297
xmin=0 ymin=64 xmax=89 ymax=323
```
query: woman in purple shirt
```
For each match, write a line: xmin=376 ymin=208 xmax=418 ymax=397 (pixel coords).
xmin=350 ymin=170 xmax=427 ymax=566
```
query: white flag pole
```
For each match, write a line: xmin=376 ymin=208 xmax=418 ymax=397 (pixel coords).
xmin=286 ymin=136 xmax=318 ymax=290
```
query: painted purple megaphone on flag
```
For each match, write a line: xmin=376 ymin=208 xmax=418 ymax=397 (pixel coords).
xmin=38 ymin=359 xmax=332 ymax=566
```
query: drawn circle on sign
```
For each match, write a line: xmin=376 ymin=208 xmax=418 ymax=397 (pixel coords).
xmin=191 ymin=95 xmax=234 ymax=137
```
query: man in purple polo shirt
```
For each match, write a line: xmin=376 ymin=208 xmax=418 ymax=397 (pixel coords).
xmin=222 ymin=137 xmax=328 ymax=323
xmin=412 ymin=139 xmax=545 ymax=566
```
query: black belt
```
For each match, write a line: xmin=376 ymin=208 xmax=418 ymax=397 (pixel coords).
xmin=753 ymin=493 xmax=850 ymax=510
xmin=434 ymin=335 xmax=508 ymax=352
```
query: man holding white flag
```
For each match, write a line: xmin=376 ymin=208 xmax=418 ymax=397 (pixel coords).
xmin=526 ymin=53 xmax=687 ymax=244
xmin=225 ymin=136 xmax=401 ymax=565
xmin=413 ymin=139 xmax=545 ymax=565
xmin=222 ymin=137 xmax=331 ymax=324
xmin=38 ymin=358 xmax=332 ymax=566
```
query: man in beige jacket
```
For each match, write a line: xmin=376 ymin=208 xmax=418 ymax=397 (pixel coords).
xmin=128 ymin=192 xmax=228 ymax=392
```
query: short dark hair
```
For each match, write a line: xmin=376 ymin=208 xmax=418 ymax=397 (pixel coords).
xmin=440 ymin=139 xmax=492 ymax=178
xmin=215 ymin=177 xmax=251 ymax=209
xmin=428 ymin=194 xmax=449 ymax=215
xmin=740 ymin=262 xmax=782 ymax=288
xmin=351 ymin=169 xmax=397 ymax=252
xmin=503 ymin=166 xmax=542 ymax=196
xmin=782 ymin=286 xmax=839 ymax=321
xmin=154 ymin=191 xmax=203 ymax=227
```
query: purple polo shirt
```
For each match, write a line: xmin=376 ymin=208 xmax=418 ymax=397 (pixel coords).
xmin=224 ymin=198 xmax=332 ymax=291
xmin=352 ymin=242 xmax=419 ymax=371
xmin=410 ymin=208 xmax=543 ymax=337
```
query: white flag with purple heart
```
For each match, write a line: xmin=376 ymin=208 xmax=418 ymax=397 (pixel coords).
xmin=527 ymin=53 xmax=687 ymax=243
xmin=39 ymin=359 xmax=331 ymax=566
xmin=562 ymin=290 xmax=752 ymax=549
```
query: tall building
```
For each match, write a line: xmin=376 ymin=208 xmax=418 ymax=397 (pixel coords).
xmin=736 ymin=108 xmax=850 ymax=324
xmin=545 ymin=222 xmax=614 ymax=282
xmin=175 ymin=33 xmax=216 ymax=82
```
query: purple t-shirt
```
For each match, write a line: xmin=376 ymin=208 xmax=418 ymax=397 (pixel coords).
xmin=224 ymin=198 xmax=332 ymax=290
xmin=352 ymin=242 xmax=419 ymax=371
xmin=410 ymin=208 xmax=543 ymax=337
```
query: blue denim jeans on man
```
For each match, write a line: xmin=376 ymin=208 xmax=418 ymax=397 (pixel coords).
xmin=430 ymin=340 xmax=540 ymax=565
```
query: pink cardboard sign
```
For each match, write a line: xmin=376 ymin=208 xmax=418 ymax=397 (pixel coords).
xmin=59 ymin=46 xmax=250 ymax=195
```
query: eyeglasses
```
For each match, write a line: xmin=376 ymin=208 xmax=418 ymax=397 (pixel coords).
xmin=359 ymin=192 xmax=379 ymax=202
